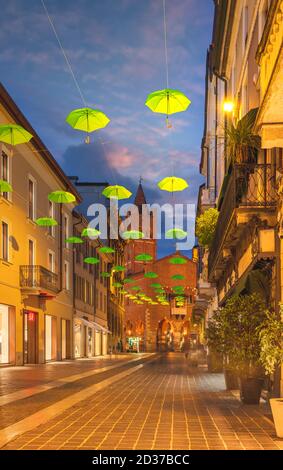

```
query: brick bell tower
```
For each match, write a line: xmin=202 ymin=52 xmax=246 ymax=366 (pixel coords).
xmin=125 ymin=180 xmax=157 ymax=275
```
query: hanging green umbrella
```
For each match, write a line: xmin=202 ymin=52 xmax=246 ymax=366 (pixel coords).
xmin=65 ymin=236 xmax=83 ymax=244
xmin=113 ymin=282 xmax=123 ymax=288
xmin=98 ymin=246 xmax=115 ymax=254
xmin=66 ymin=108 xmax=110 ymax=143
xmin=0 ymin=180 xmax=12 ymax=193
xmin=113 ymin=265 xmax=125 ymax=272
xmin=101 ymin=272 xmax=111 ymax=278
xmin=150 ymin=283 xmax=162 ymax=288
xmin=144 ymin=272 xmax=158 ymax=279
xmin=81 ymin=227 xmax=101 ymax=238
xmin=166 ymin=228 xmax=187 ymax=239
xmin=84 ymin=257 xmax=100 ymax=265
xmin=122 ymin=230 xmax=144 ymax=240
xmin=145 ymin=89 xmax=191 ymax=118
xmin=135 ymin=253 xmax=153 ymax=262
xmin=169 ymin=256 xmax=187 ymax=265
xmin=131 ymin=286 xmax=141 ymax=291
xmin=0 ymin=124 xmax=33 ymax=146
xmin=102 ymin=185 xmax=132 ymax=200
xmin=123 ymin=278 xmax=135 ymax=284
xmin=48 ymin=190 xmax=76 ymax=204
xmin=36 ymin=217 xmax=58 ymax=227
xmin=171 ymin=274 xmax=185 ymax=281
xmin=158 ymin=176 xmax=188 ymax=192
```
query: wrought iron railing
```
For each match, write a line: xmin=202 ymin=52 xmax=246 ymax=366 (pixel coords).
xmin=208 ymin=163 xmax=277 ymax=277
xmin=20 ymin=265 xmax=59 ymax=293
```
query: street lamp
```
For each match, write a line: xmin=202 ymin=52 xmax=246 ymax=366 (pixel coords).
xmin=223 ymin=100 xmax=235 ymax=114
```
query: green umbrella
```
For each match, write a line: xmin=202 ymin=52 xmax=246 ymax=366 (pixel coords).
xmin=171 ymin=274 xmax=185 ymax=281
xmin=81 ymin=227 xmax=101 ymax=238
xmin=123 ymin=278 xmax=135 ymax=284
xmin=0 ymin=180 xmax=12 ymax=193
xmin=113 ymin=265 xmax=125 ymax=272
xmin=131 ymin=286 xmax=141 ymax=291
xmin=122 ymin=230 xmax=144 ymax=240
xmin=158 ymin=177 xmax=188 ymax=192
xmin=84 ymin=257 xmax=100 ymax=265
xmin=36 ymin=217 xmax=58 ymax=227
xmin=169 ymin=256 xmax=187 ymax=265
xmin=113 ymin=282 xmax=123 ymax=288
xmin=102 ymin=185 xmax=132 ymax=200
xmin=150 ymin=283 xmax=162 ymax=288
xmin=166 ymin=228 xmax=187 ymax=239
xmin=144 ymin=272 xmax=158 ymax=279
xmin=173 ymin=286 xmax=185 ymax=292
xmin=65 ymin=236 xmax=83 ymax=244
xmin=135 ymin=253 xmax=153 ymax=262
xmin=66 ymin=107 xmax=110 ymax=143
xmin=48 ymin=190 xmax=76 ymax=204
xmin=145 ymin=89 xmax=191 ymax=119
xmin=98 ymin=246 xmax=115 ymax=254
xmin=101 ymin=272 xmax=111 ymax=278
xmin=0 ymin=124 xmax=33 ymax=146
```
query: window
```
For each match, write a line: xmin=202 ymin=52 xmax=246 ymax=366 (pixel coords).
xmin=48 ymin=201 xmax=55 ymax=236
xmin=28 ymin=177 xmax=36 ymax=220
xmin=28 ymin=239 xmax=35 ymax=265
xmin=243 ymin=5 xmax=249 ymax=47
xmin=2 ymin=222 xmax=8 ymax=261
xmin=48 ymin=251 xmax=55 ymax=273
xmin=1 ymin=152 xmax=9 ymax=200
xmin=63 ymin=261 xmax=70 ymax=290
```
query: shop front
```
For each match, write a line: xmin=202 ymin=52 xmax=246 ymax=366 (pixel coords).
xmin=45 ymin=314 xmax=57 ymax=361
xmin=0 ymin=303 xmax=15 ymax=365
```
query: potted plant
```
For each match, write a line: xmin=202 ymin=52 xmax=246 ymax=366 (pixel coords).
xmin=206 ymin=301 xmax=239 ymax=388
xmin=226 ymin=108 xmax=261 ymax=165
xmin=227 ymin=294 xmax=267 ymax=404
xmin=259 ymin=309 xmax=283 ymax=437
xmin=195 ymin=208 xmax=219 ymax=249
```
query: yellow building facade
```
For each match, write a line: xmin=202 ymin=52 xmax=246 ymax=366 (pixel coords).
xmin=0 ymin=83 xmax=80 ymax=365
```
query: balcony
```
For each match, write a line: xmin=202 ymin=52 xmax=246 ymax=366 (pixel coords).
xmin=20 ymin=265 xmax=59 ymax=295
xmin=208 ymin=163 xmax=277 ymax=280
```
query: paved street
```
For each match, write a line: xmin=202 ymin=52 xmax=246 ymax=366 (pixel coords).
xmin=1 ymin=353 xmax=282 ymax=450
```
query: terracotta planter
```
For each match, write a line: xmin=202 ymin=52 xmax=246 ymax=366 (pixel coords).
xmin=239 ymin=377 xmax=264 ymax=405
xmin=224 ymin=369 xmax=239 ymax=390
xmin=270 ymin=399 xmax=283 ymax=438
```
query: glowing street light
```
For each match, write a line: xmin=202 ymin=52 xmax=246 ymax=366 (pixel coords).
xmin=223 ymin=100 xmax=235 ymax=113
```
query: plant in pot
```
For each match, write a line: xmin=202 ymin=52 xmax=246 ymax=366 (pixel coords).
xmin=206 ymin=301 xmax=239 ymax=389
xmin=259 ymin=308 xmax=283 ymax=437
xmin=195 ymin=208 xmax=219 ymax=249
xmin=226 ymin=108 xmax=261 ymax=165
xmin=228 ymin=293 xmax=267 ymax=405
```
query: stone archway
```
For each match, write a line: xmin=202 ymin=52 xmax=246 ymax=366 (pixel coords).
xmin=156 ymin=318 xmax=174 ymax=352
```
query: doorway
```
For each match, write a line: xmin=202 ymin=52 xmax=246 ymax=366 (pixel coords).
xmin=24 ymin=310 xmax=38 ymax=364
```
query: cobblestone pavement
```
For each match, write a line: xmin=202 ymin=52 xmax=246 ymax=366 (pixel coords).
xmin=1 ymin=353 xmax=283 ymax=450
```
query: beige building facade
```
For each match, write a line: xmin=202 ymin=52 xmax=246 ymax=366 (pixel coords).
xmin=197 ymin=1 xmax=283 ymax=392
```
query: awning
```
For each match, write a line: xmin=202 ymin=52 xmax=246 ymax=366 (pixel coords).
xmin=233 ymin=269 xmax=270 ymax=303
xmin=74 ymin=317 xmax=111 ymax=333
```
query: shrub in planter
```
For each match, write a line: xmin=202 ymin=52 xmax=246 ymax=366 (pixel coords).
xmin=259 ymin=309 xmax=283 ymax=437
xmin=195 ymin=208 xmax=219 ymax=248
xmin=226 ymin=294 xmax=267 ymax=404
xmin=206 ymin=303 xmax=238 ymax=386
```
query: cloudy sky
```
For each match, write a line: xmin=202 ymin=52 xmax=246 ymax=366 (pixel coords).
xmin=0 ymin=0 xmax=214 ymax=256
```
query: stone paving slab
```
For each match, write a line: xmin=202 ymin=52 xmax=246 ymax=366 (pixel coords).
xmin=2 ymin=353 xmax=283 ymax=450
xmin=0 ymin=354 xmax=154 ymax=430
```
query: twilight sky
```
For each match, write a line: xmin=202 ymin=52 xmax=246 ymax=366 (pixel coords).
xmin=0 ymin=0 xmax=214 ymax=257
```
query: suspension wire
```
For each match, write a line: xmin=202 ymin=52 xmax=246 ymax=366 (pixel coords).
xmin=163 ymin=0 xmax=169 ymax=89
xmin=41 ymin=0 xmax=87 ymax=107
